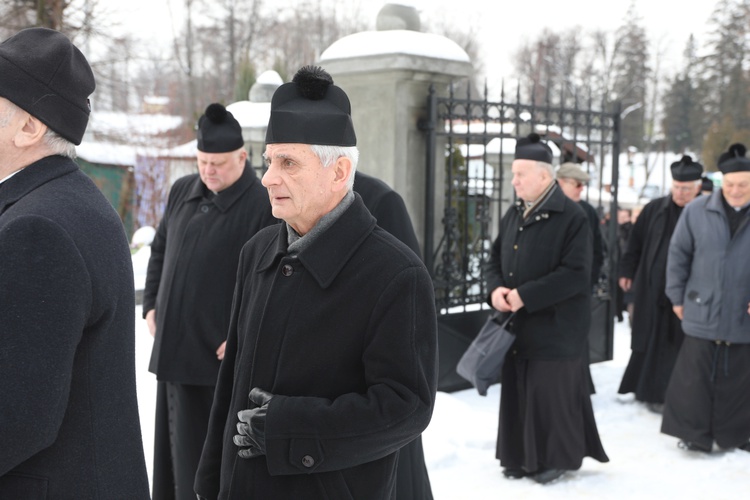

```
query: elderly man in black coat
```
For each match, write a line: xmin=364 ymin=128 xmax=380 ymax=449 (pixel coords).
xmin=617 ymin=156 xmax=703 ymax=412
xmin=143 ymin=103 xmax=277 ymax=500
xmin=194 ymin=66 xmax=437 ymax=500
xmin=0 ymin=28 xmax=149 ymax=497
xmin=486 ymin=134 xmax=609 ymax=484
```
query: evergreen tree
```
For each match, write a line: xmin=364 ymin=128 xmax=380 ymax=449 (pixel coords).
xmin=611 ymin=1 xmax=650 ymax=150
xmin=662 ymin=36 xmax=703 ymax=154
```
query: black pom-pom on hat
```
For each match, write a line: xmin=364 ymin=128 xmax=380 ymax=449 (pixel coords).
xmin=292 ymin=66 xmax=333 ymax=100
xmin=265 ymin=65 xmax=357 ymax=146
xmin=204 ymin=102 xmax=229 ymax=123
xmin=196 ymin=102 xmax=244 ymax=153
xmin=717 ymin=142 xmax=750 ymax=174
xmin=514 ymin=132 xmax=553 ymax=163
xmin=670 ymin=154 xmax=703 ymax=181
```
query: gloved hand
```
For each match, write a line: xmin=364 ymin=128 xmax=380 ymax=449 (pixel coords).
xmin=234 ymin=387 xmax=274 ymax=459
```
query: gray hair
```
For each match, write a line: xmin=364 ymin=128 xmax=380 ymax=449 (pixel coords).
xmin=536 ymin=161 xmax=555 ymax=178
xmin=0 ymin=99 xmax=76 ymax=158
xmin=43 ymin=128 xmax=77 ymax=159
xmin=310 ymin=144 xmax=360 ymax=190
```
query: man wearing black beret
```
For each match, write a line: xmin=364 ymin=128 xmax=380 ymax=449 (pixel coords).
xmin=0 ymin=28 xmax=150 ymax=497
xmin=143 ymin=103 xmax=277 ymax=499
xmin=194 ymin=66 xmax=437 ymax=499
xmin=618 ymin=155 xmax=703 ymax=412
xmin=485 ymin=133 xmax=608 ymax=484
xmin=664 ymin=144 xmax=750 ymax=454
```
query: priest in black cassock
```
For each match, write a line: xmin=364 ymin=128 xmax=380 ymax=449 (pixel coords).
xmin=617 ymin=156 xmax=703 ymax=412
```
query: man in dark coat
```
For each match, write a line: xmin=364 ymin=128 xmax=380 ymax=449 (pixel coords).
xmin=0 ymin=28 xmax=150 ymax=498
xmin=663 ymin=143 xmax=750 ymax=453
xmin=486 ymin=133 xmax=608 ymax=485
xmin=143 ymin=103 xmax=277 ymax=500
xmin=354 ymin=171 xmax=433 ymax=500
xmin=194 ymin=66 xmax=437 ymax=500
xmin=617 ymin=155 xmax=703 ymax=411
xmin=556 ymin=162 xmax=604 ymax=286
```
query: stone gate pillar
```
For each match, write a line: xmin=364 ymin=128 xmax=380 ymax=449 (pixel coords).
xmin=318 ymin=3 xmax=472 ymax=254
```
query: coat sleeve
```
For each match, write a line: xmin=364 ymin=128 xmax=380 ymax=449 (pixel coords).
xmin=619 ymin=202 xmax=650 ymax=280
xmin=262 ymin=265 xmax=438 ymax=476
xmin=665 ymin=207 xmax=695 ymax=306
xmin=485 ymin=218 xmax=508 ymax=303
xmin=0 ymin=216 xmax=89 ymax=475
xmin=142 ymin=182 xmax=178 ymax=316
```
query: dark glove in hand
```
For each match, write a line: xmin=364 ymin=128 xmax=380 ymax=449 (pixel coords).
xmin=234 ymin=387 xmax=274 ymax=459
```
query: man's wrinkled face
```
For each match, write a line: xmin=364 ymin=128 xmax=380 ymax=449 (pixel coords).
xmin=262 ymin=143 xmax=340 ymax=235
xmin=670 ymin=180 xmax=701 ymax=207
xmin=512 ymin=159 xmax=551 ymax=202
xmin=558 ymin=177 xmax=586 ymax=202
xmin=197 ymin=148 xmax=246 ymax=193
xmin=722 ymin=171 xmax=750 ymax=208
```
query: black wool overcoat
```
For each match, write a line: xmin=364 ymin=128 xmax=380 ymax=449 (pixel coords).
xmin=0 ymin=156 xmax=150 ymax=498
xmin=485 ymin=186 xmax=593 ymax=359
xmin=194 ymin=194 xmax=438 ymax=500
xmin=143 ymin=163 xmax=277 ymax=385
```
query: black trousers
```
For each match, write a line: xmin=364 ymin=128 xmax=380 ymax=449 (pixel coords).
xmin=152 ymin=381 xmax=215 ymax=500
xmin=662 ymin=336 xmax=750 ymax=449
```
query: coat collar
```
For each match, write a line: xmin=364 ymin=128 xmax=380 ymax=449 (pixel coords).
xmin=514 ymin=183 xmax=566 ymax=219
xmin=185 ymin=160 xmax=260 ymax=213
xmin=256 ymin=192 xmax=377 ymax=289
xmin=0 ymin=156 xmax=78 ymax=215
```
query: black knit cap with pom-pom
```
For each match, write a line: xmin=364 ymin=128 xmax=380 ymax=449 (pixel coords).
xmin=717 ymin=143 xmax=750 ymax=174
xmin=196 ymin=102 xmax=244 ymax=153
xmin=670 ymin=154 xmax=703 ymax=181
xmin=265 ymin=65 xmax=356 ymax=146
xmin=514 ymin=132 xmax=553 ymax=164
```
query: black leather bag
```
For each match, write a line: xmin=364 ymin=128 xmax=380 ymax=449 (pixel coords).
xmin=456 ymin=311 xmax=515 ymax=396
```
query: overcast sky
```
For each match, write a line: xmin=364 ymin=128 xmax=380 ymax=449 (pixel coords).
xmin=110 ymin=0 xmax=718 ymax=86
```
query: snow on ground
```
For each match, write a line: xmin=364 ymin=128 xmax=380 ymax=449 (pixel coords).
xmin=133 ymin=308 xmax=750 ymax=499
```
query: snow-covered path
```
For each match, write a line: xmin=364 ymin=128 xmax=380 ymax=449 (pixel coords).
xmin=133 ymin=308 xmax=750 ymax=498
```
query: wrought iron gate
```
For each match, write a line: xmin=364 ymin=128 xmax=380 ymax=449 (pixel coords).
xmin=421 ymin=83 xmax=622 ymax=388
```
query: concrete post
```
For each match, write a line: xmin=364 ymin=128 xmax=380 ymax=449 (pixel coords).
xmin=318 ymin=4 xmax=472 ymax=254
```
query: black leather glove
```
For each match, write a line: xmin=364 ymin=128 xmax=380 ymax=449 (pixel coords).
xmin=234 ymin=387 xmax=274 ymax=459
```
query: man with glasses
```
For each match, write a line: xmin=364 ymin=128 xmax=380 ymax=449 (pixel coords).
xmin=557 ymin=163 xmax=603 ymax=287
xmin=617 ymin=155 xmax=703 ymax=412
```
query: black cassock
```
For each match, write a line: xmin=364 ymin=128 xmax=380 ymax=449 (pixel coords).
xmin=662 ymin=336 xmax=750 ymax=450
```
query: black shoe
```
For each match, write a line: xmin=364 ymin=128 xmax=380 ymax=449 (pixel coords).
xmin=677 ymin=440 xmax=711 ymax=453
xmin=738 ymin=442 xmax=750 ymax=452
xmin=531 ymin=468 xmax=565 ymax=484
xmin=502 ymin=467 xmax=527 ymax=479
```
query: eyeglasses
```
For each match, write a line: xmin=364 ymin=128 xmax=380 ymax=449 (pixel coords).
xmin=562 ymin=178 xmax=586 ymax=188
xmin=672 ymin=185 xmax=697 ymax=193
